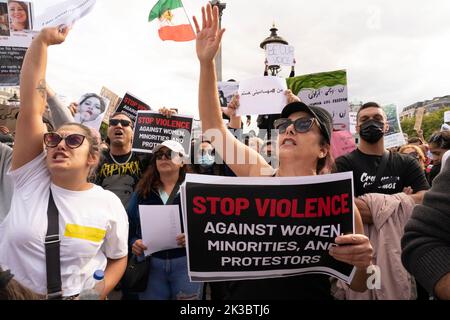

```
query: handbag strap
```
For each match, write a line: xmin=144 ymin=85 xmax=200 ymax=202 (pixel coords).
xmin=45 ymin=189 xmax=62 ymax=300
xmin=369 ymin=151 xmax=390 ymax=193
xmin=166 ymin=182 xmax=181 ymax=205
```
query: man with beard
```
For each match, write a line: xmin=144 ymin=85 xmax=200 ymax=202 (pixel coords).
xmin=93 ymin=112 xmax=149 ymax=209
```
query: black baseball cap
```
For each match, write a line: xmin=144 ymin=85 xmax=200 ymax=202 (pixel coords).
xmin=280 ymin=101 xmax=333 ymax=144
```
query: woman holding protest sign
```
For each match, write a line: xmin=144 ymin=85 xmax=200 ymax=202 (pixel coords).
xmin=127 ymin=139 xmax=202 ymax=300
xmin=0 ymin=27 xmax=129 ymax=300
xmin=193 ymin=3 xmax=373 ymax=299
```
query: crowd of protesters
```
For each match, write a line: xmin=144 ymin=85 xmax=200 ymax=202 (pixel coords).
xmin=1 ymin=3 xmax=450 ymax=301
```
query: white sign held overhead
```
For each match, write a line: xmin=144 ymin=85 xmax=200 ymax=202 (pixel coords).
xmin=266 ymin=43 xmax=295 ymax=67
xmin=35 ymin=0 xmax=96 ymax=29
xmin=237 ymin=76 xmax=287 ymax=116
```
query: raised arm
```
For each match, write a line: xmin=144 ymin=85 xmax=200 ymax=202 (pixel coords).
xmin=46 ymin=83 xmax=75 ymax=129
xmin=12 ymin=27 xmax=69 ymax=170
xmin=193 ymin=4 xmax=271 ymax=177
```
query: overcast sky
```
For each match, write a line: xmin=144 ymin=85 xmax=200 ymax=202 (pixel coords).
xmin=35 ymin=0 xmax=450 ymax=117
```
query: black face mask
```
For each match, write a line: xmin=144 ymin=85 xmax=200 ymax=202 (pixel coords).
xmin=359 ymin=120 xmax=385 ymax=144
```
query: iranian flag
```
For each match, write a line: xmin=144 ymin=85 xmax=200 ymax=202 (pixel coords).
xmin=149 ymin=0 xmax=196 ymax=42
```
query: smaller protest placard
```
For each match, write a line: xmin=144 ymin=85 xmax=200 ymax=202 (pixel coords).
xmin=115 ymin=92 xmax=151 ymax=124
xmin=218 ymin=81 xmax=239 ymax=107
xmin=34 ymin=0 xmax=96 ymax=29
xmin=72 ymin=93 xmax=109 ymax=131
xmin=132 ymin=111 xmax=193 ymax=155
xmin=444 ymin=110 xmax=450 ymax=123
xmin=237 ymin=76 xmax=287 ymax=116
xmin=139 ymin=205 xmax=182 ymax=256
xmin=0 ymin=103 xmax=20 ymax=131
xmin=287 ymin=70 xmax=349 ymax=131
xmin=0 ymin=46 xmax=26 ymax=86
xmin=414 ymin=107 xmax=425 ymax=132
xmin=383 ymin=104 xmax=406 ymax=148
xmin=181 ymin=173 xmax=356 ymax=284
xmin=349 ymin=111 xmax=357 ymax=134
xmin=266 ymin=43 xmax=295 ymax=67
xmin=331 ymin=131 xmax=356 ymax=159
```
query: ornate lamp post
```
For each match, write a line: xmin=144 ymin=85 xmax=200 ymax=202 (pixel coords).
xmin=260 ymin=24 xmax=290 ymax=76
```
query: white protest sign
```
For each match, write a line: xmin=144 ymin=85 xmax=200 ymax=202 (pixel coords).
xmin=139 ymin=205 xmax=182 ymax=256
xmin=383 ymin=104 xmax=406 ymax=148
xmin=444 ymin=110 xmax=450 ymax=123
xmin=266 ymin=43 xmax=295 ymax=67
xmin=35 ymin=0 xmax=96 ymax=29
xmin=237 ymin=76 xmax=287 ymax=116
xmin=349 ymin=111 xmax=357 ymax=134
xmin=0 ymin=0 xmax=36 ymax=47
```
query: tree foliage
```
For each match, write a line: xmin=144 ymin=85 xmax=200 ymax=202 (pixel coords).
xmin=401 ymin=107 xmax=450 ymax=142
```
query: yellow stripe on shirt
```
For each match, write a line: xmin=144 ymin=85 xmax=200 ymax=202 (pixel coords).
xmin=64 ymin=224 xmax=106 ymax=243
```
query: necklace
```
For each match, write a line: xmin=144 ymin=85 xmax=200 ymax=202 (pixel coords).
xmin=109 ymin=151 xmax=133 ymax=165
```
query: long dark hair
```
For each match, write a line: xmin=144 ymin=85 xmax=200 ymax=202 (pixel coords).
xmin=135 ymin=152 xmax=187 ymax=199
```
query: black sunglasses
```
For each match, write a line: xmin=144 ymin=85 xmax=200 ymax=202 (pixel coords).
xmin=274 ymin=117 xmax=317 ymax=134
xmin=43 ymin=132 xmax=86 ymax=149
xmin=154 ymin=150 xmax=183 ymax=160
xmin=109 ymin=119 xmax=132 ymax=127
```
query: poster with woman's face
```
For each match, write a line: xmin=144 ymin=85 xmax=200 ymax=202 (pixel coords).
xmin=0 ymin=1 xmax=34 ymax=46
xmin=74 ymin=93 xmax=109 ymax=132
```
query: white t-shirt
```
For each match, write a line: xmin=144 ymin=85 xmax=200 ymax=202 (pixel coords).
xmin=0 ymin=152 xmax=129 ymax=297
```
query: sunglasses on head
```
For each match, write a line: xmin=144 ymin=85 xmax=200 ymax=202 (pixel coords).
xmin=109 ymin=119 xmax=132 ymax=127
xmin=43 ymin=132 xmax=86 ymax=149
xmin=154 ymin=150 xmax=183 ymax=160
xmin=274 ymin=117 xmax=317 ymax=134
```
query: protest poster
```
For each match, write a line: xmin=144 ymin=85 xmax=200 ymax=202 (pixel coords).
xmin=181 ymin=173 xmax=356 ymax=284
xmin=383 ymin=104 xmax=406 ymax=148
xmin=414 ymin=107 xmax=425 ymax=132
xmin=287 ymin=70 xmax=350 ymax=131
xmin=0 ymin=103 xmax=20 ymax=131
xmin=444 ymin=110 xmax=450 ymax=123
xmin=265 ymin=43 xmax=295 ymax=67
xmin=34 ymin=0 xmax=96 ymax=30
xmin=237 ymin=76 xmax=287 ymax=116
xmin=349 ymin=111 xmax=357 ymax=134
xmin=72 ymin=93 xmax=109 ymax=132
xmin=139 ymin=205 xmax=182 ymax=256
xmin=217 ymin=81 xmax=239 ymax=107
xmin=115 ymin=92 xmax=151 ymax=124
xmin=97 ymin=87 xmax=121 ymax=139
xmin=331 ymin=131 xmax=356 ymax=159
xmin=132 ymin=111 xmax=193 ymax=155
xmin=0 ymin=0 xmax=35 ymax=86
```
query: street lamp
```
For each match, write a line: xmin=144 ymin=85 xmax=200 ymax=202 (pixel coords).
xmin=260 ymin=24 xmax=290 ymax=77
xmin=210 ymin=0 xmax=226 ymax=81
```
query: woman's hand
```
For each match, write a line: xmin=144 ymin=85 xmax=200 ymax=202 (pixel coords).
xmin=193 ymin=3 xmax=226 ymax=64
xmin=132 ymin=239 xmax=148 ymax=256
xmin=68 ymin=102 xmax=78 ymax=117
xmin=222 ymin=94 xmax=239 ymax=118
xmin=36 ymin=26 xmax=70 ymax=46
xmin=176 ymin=234 xmax=186 ymax=247
xmin=285 ymin=89 xmax=300 ymax=104
xmin=159 ymin=107 xmax=177 ymax=118
xmin=329 ymin=234 xmax=373 ymax=269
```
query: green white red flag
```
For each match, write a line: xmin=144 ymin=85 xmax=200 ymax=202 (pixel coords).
xmin=148 ymin=0 xmax=196 ymax=42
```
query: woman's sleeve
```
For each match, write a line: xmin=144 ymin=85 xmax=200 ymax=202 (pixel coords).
xmin=46 ymin=94 xmax=75 ymax=129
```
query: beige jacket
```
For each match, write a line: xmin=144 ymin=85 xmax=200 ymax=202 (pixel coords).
xmin=333 ymin=192 xmax=416 ymax=300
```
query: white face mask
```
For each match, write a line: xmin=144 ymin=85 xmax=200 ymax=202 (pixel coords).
xmin=198 ymin=154 xmax=215 ymax=166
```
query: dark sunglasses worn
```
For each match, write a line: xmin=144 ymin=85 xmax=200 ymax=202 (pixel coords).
xmin=44 ymin=132 xmax=86 ymax=149
xmin=154 ymin=150 xmax=182 ymax=160
xmin=109 ymin=119 xmax=132 ymax=127
xmin=274 ymin=117 xmax=317 ymax=134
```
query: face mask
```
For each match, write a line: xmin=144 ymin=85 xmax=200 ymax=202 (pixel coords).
xmin=198 ymin=154 xmax=215 ymax=167
xmin=359 ymin=120 xmax=385 ymax=144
